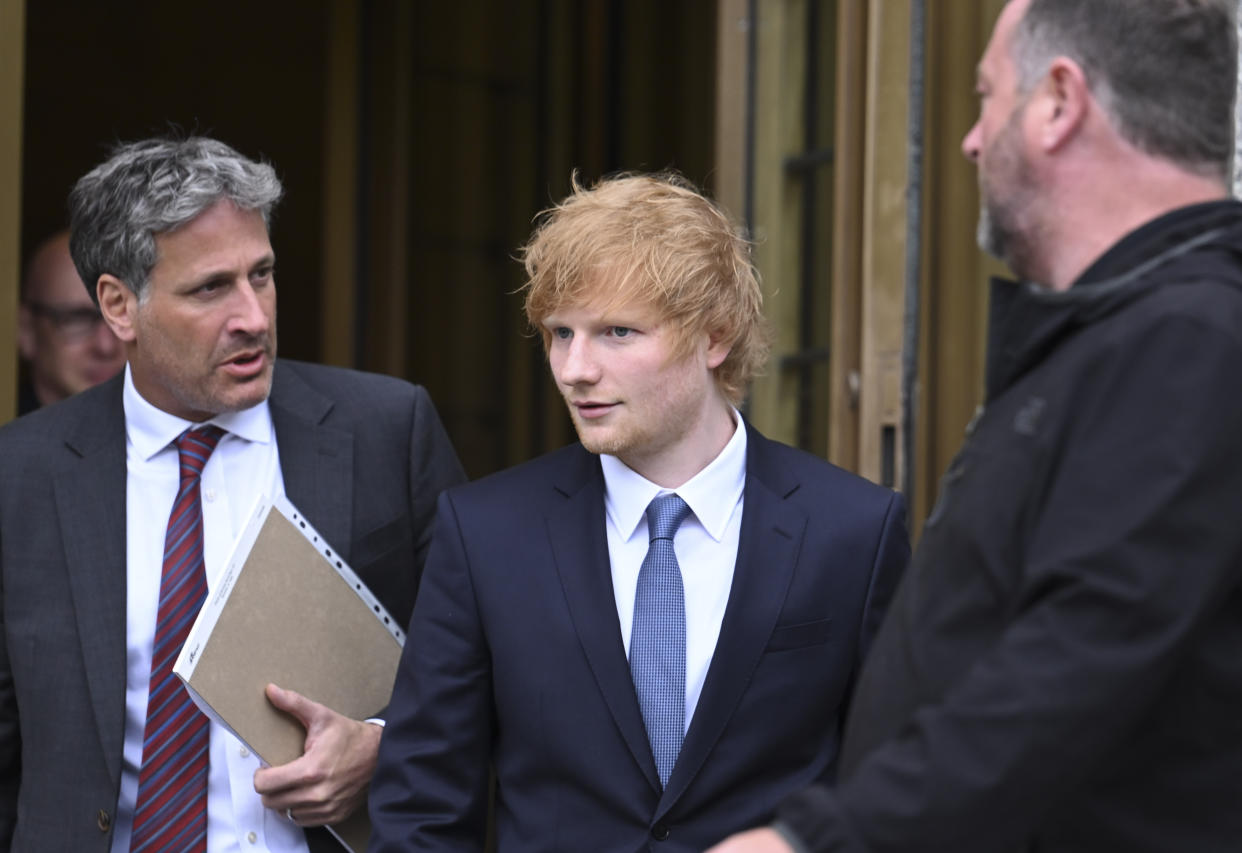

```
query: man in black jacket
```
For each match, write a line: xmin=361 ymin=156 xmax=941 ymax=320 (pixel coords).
xmin=711 ymin=0 xmax=1242 ymax=851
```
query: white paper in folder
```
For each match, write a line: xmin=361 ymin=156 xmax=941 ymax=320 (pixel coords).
xmin=173 ymin=494 xmax=405 ymax=853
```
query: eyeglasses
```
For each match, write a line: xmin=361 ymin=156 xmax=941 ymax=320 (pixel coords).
xmin=25 ymin=301 xmax=109 ymax=341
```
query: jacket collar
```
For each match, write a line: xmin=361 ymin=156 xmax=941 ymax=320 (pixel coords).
xmin=985 ymin=206 xmax=1242 ymax=401
xmin=57 ymin=374 xmax=130 ymax=783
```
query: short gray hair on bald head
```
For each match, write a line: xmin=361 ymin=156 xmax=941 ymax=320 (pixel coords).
xmin=1011 ymin=0 xmax=1236 ymax=181
xmin=68 ymin=136 xmax=284 ymax=302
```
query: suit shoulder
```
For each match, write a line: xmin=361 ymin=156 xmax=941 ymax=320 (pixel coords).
xmin=0 ymin=380 xmax=112 ymax=447
xmin=752 ymin=432 xmax=901 ymax=511
xmin=0 ymin=381 xmax=121 ymax=486
xmin=271 ymin=360 xmax=449 ymax=437
xmin=443 ymin=444 xmax=593 ymax=509
xmin=276 ymin=359 xmax=429 ymax=402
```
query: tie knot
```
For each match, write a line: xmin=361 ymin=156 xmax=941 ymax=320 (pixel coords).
xmin=646 ymin=493 xmax=691 ymax=543
xmin=174 ymin=425 xmax=225 ymax=479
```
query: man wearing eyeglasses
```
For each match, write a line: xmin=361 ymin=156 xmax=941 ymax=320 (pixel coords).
xmin=18 ymin=230 xmax=126 ymax=414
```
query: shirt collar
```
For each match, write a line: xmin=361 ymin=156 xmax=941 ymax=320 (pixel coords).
xmin=122 ymin=363 xmax=274 ymax=461
xmin=601 ymin=411 xmax=747 ymax=543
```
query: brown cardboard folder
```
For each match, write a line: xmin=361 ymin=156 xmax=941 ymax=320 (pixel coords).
xmin=174 ymin=495 xmax=404 ymax=853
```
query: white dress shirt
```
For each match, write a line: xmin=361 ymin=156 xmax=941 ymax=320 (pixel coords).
xmin=601 ymin=413 xmax=747 ymax=731
xmin=110 ymin=366 xmax=309 ymax=853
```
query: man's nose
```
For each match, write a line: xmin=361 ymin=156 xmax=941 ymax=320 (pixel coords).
xmin=229 ymin=281 xmax=271 ymax=336
xmin=557 ymin=337 xmax=601 ymax=386
xmin=962 ymin=120 xmax=982 ymax=163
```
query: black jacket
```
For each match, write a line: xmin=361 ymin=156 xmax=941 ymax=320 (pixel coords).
xmin=778 ymin=201 xmax=1242 ymax=852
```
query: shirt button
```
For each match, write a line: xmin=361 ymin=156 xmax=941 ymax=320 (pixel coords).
xmin=248 ymin=831 xmax=258 ymax=844
xmin=204 ymin=489 xmax=217 ymax=502
xmin=651 ymin=821 xmax=670 ymax=841
xmin=239 ymin=746 xmax=250 ymax=757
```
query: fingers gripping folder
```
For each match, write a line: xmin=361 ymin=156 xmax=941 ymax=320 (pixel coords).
xmin=174 ymin=495 xmax=404 ymax=852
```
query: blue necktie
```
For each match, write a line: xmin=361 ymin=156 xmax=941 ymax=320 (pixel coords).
xmin=630 ymin=493 xmax=692 ymax=788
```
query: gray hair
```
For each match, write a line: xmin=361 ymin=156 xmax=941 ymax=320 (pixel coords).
xmin=1012 ymin=0 xmax=1237 ymax=180
xmin=68 ymin=136 xmax=284 ymax=301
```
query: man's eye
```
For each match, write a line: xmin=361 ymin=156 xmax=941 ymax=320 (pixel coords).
xmin=610 ymin=327 xmax=632 ymax=338
xmin=553 ymin=327 xmax=571 ymax=340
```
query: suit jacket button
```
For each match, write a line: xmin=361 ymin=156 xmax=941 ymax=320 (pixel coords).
xmin=97 ymin=809 xmax=111 ymax=832
xmin=651 ymin=822 xmax=670 ymax=841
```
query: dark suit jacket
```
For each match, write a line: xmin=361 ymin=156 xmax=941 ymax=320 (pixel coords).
xmin=0 ymin=359 xmax=465 ymax=852
xmin=368 ymin=423 xmax=909 ymax=852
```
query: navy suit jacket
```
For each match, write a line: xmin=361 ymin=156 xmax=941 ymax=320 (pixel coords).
xmin=0 ymin=359 xmax=465 ymax=852
xmin=369 ymin=423 xmax=908 ymax=852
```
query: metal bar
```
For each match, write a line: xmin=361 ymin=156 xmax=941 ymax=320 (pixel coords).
xmin=783 ymin=147 xmax=835 ymax=173
xmin=1234 ymin=0 xmax=1242 ymax=197
xmin=795 ymin=0 xmax=823 ymax=450
xmin=901 ymin=0 xmax=926 ymax=499
xmin=743 ymin=0 xmax=758 ymax=235
xmin=778 ymin=346 xmax=832 ymax=369
xmin=738 ymin=0 xmax=758 ymax=420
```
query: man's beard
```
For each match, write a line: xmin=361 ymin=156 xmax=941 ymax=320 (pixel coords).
xmin=975 ymin=113 xmax=1039 ymax=280
xmin=976 ymin=202 xmax=1009 ymax=261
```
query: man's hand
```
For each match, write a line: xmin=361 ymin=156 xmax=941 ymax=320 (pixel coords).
xmin=253 ymin=683 xmax=383 ymax=827
xmin=705 ymin=828 xmax=797 ymax=853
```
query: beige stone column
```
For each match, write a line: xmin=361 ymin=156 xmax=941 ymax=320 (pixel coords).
xmin=0 ymin=0 xmax=24 ymax=424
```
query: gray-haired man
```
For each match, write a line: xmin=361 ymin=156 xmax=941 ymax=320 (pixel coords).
xmin=713 ymin=0 xmax=1242 ymax=850
xmin=0 ymin=136 xmax=465 ymax=852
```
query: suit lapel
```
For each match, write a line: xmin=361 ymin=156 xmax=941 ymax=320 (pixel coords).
xmin=268 ymin=362 xmax=354 ymax=555
xmin=50 ymin=366 xmax=353 ymax=786
xmin=658 ymin=425 xmax=807 ymax=813
xmin=545 ymin=448 xmax=662 ymax=794
xmin=57 ymin=377 xmax=129 ymax=782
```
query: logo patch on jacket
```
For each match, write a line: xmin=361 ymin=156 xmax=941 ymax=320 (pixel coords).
xmin=1013 ymin=396 xmax=1046 ymax=436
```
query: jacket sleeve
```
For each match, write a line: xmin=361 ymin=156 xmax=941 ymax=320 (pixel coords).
xmin=855 ymin=491 xmax=909 ymax=673
xmin=407 ymin=385 xmax=468 ymax=588
xmin=0 ymin=563 xmax=17 ymax=851
xmin=778 ymin=313 xmax=1242 ymax=851
xmin=369 ymin=491 xmax=493 ymax=851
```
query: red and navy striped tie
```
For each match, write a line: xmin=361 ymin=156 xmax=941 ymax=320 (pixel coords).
xmin=131 ymin=425 xmax=224 ymax=853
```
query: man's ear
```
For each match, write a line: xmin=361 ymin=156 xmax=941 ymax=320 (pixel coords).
xmin=97 ymin=275 xmax=138 ymax=343
xmin=706 ymin=331 xmax=732 ymax=370
xmin=1035 ymin=57 xmax=1090 ymax=153
xmin=17 ymin=305 xmax=35 ymax=360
